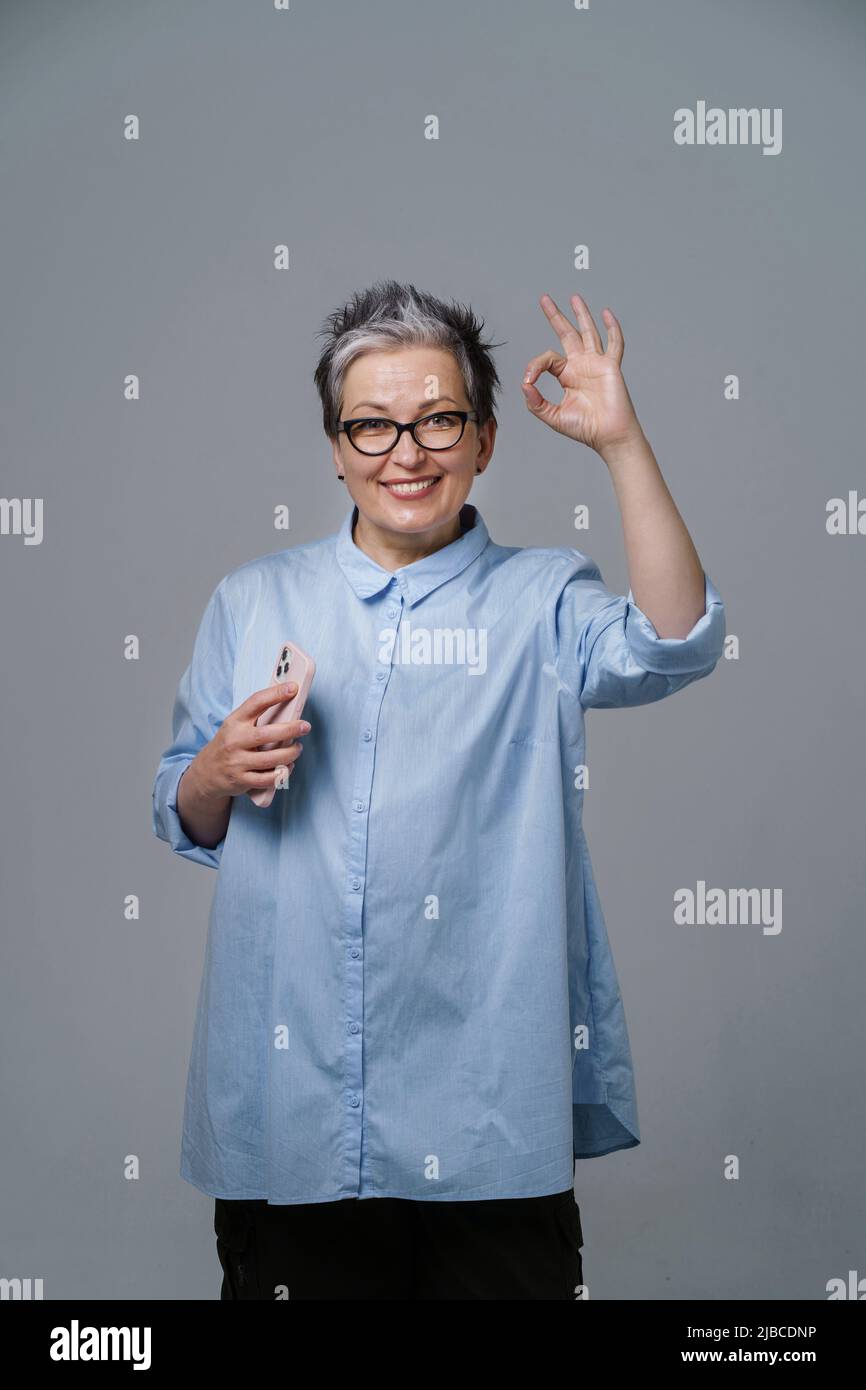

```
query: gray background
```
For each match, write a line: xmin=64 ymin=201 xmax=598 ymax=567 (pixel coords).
xmin=1 ymin=0 xmax=863 ymax=1300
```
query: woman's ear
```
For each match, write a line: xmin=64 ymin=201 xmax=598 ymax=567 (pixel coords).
xmin=331 ymin=438 xmax=345 ymax=480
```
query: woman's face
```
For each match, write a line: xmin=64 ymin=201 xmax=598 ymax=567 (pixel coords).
xmin=332 ymin=346 xmax=495 ymax=539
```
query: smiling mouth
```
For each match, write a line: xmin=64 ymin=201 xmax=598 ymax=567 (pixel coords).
xmin=379 ymin=476 xmax=443 ymax=496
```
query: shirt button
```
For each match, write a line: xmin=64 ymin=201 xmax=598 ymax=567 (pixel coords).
xmin=350 ymin=948 xmax=361 ymax=958
xmin=349 ymin=1094 xmax=360 ymax=1108
xmin=351 ymin=878 xmax=361 ymax=891
xmin=354 ymin=800 xmax=365 ymax=812
xmin=348 ymin=1022 xmax=360 ymax=1034
xmin=362 ymin=730 xmax=372 ymax=741
xmin=376 ymin=670 xmax=386 ymax=680
xmin=387 ymin=607 xmax=398 ymax=619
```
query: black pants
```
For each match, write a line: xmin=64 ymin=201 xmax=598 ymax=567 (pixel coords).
xmin=215 ymin=1189 xmax=584 ymax=1300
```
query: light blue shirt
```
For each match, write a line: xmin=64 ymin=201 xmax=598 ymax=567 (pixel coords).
xmin=152 ymin=502 xmax=725 ymax=1204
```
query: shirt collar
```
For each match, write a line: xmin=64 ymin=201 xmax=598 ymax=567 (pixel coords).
xmin=335 ymin=501 xmax=491 ymax=605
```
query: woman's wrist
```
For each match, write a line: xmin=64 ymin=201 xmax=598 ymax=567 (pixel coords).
xmin=178 ymin=758 xmax=232 ymax=848
xmin=597 ymin=423 xmax=650 ymax=472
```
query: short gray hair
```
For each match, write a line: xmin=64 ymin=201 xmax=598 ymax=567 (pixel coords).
xmin=313 ymin=279 xmax=504 ymax=439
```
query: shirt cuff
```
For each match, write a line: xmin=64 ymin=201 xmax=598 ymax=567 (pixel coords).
xmin=624 ymin=573 xmax=725 ymax=676
xmin=152 ymin=760 xmax=225 ymax=870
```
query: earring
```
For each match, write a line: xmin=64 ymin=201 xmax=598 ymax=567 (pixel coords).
xmin=337 ymin=473 xmax=345 ymax=480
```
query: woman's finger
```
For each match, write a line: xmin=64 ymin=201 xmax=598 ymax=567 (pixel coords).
xmin=248 ymin=718 xmax=311 ymax=746
xmin=601 ymin=307 xmax=624 ymax=365
xmin=539 ymin=293 xmax=583 ymax=355
xmin=243 ymin=765 xmax=296 ymax=791
xmin=521 ymin=375 xmax=561 ymax=428
xmin=246 ymin=741 xmax=304 ymax=767
xmin=234 ymin=681 xmax=299 ymax=724
xmin=570 ymin=293 xmax=603 ymax=354
xmin=522 ymin=349 xmax=567 ymax=388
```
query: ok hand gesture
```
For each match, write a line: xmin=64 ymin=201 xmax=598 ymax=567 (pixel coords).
xmin=522 ymin=293 xmax=642 ymax=456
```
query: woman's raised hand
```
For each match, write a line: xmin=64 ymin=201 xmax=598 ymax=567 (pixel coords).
xmin=521 ymin=293 xmax=642 ymax=455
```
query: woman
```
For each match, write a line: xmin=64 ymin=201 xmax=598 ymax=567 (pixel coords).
xmin=152 ymin=279 xmax=725 ymax=1300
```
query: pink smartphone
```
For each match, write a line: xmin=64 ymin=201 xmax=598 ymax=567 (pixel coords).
xmin=247 ymin=640 xmax=316 ymax=808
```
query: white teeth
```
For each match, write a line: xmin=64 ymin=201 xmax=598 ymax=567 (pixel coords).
xmin=385 ymin=478 xmax=440 ymax=495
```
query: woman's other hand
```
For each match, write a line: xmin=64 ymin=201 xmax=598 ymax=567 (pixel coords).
xmin=177 ymin=683 xmax=311 ymax=848
xmin=192 ymin=682 xmax=311 ymax=800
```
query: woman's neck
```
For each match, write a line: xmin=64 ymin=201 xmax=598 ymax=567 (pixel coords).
xmin=351 ymin=508 xmax=466 ymax=573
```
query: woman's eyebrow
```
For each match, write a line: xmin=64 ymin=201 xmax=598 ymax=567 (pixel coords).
xmin=348 ymin=396 xmax=460 ymax=414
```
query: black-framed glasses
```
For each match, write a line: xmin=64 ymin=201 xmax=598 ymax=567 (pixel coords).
xmin=337 ymin=409 xmax=479 ymax=456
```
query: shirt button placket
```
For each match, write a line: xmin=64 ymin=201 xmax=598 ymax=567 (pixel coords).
xmin=344 ymin=577 xmax=404 ymax=1196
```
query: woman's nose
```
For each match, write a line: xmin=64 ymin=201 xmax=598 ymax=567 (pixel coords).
xmin=389 ymin=435 xmax=426 ymax=465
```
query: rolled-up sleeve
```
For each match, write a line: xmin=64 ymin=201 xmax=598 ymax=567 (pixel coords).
xmin=151 ymin=576 xmax=236 ymax=869
xmin=551 ymin=552 xmax=726 ymax=710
